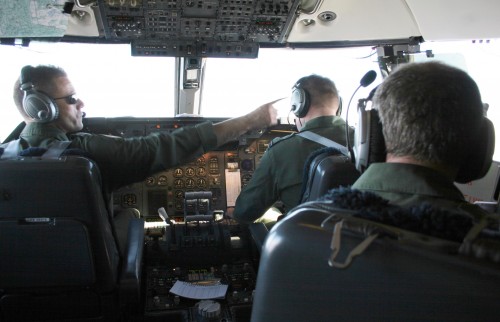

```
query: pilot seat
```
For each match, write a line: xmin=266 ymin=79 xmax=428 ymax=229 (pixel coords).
xmin=0 ymin=141 xmax=144 ymax=321
xmin=251 ymin=188 xmax=500 ymax=322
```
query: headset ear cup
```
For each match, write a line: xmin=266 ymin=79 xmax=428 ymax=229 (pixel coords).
xmin=455 ymin=117 xmax=495 ymax=183
xmin=23 ymin=91 xmax=59 ymax=123
xmin=291 ymin=87 xmax=310 ymax=118
xmin=20 ymin=65 xmax=59 ymax=123
xmin=367 ymin=109 xmax=386 ymax=164
xmin=336 ymin=97 xmax=343 ymax=116
xmin=354 ymin=108 xmax=386 ymax=172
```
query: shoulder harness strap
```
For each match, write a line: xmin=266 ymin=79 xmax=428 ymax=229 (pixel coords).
xmin=297 ymin=131 xmax=350 ymax=157
xmin=0 ymin=139 xmax=71 ymax=160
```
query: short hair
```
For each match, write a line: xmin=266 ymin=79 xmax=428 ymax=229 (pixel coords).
xmin=295 ymin=74 xmax=338 ymax=109
xmin=373 ymin=61 xmax=483 ymax=166
xmin=13 ymin=65 xmax=67 ymax=116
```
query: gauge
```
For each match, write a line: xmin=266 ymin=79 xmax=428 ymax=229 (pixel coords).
xmin=174 ymin=179 xmax=184 ymax=188
xmin=185 ymin=167 xmax=195 ymax=177
xmin=197 ymin=178 xmax=207 ymax=188
xmin=241 ymin=159 xmax=253 ymax=171
xmin=175 ymin=190 xmax=184 ymax=199
xmin=185 ymin=178 xmax=195 ymax=189
xmin=174 ymin=168 xmax=183 ymax=177
xmin=158 ymin=175 xmax=168 ymax=186
xmin=145 ymin=177 xmax=156 ymax=186
xmin=196 ymin=167 xmax=206 ymax=176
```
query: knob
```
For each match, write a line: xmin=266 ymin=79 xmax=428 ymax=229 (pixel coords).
xmin=196 ymin=300 xmax=221 ymax=319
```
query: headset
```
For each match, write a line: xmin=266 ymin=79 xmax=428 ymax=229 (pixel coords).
xmin=352 ymin=87 xmax=385 ymax=173
xmin=20 ymin=65 xmax=59 ymax=123
xmin=290 ymin=82 xmax=311 ymax=118
xmin=456 ymin=116 xmax=495 ymax=183
xmin=354 ymin=87 xmax=495 ymax=183
xmin=290 ymin=82 xmax=342 ymax=118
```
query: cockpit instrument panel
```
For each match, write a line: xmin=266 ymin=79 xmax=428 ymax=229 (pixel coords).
xmin=83 ymin=117 xmax=295 ymax=222
xmin=98 ymin=0 xmax=301 ymax=58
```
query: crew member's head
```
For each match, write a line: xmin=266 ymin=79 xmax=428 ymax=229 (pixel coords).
xmin=291 ymin=74 xmax=340 ymax=130
xmin=14 ymin=65 xmax=85 ymax=133
xmin=373 ymin=61 xmax=484 ymax=178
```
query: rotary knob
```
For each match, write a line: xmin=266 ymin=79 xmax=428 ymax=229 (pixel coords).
xmin=196 ymin=300 xmax=221 ymax=319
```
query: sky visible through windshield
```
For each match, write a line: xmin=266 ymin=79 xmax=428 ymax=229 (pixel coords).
xmin=0 ymin=40 xmax=499 ymax=160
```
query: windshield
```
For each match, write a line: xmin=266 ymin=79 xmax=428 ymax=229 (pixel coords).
xmin=201 ymin=46 xmax=379 ymax=119
xmin=0 ymin=42 xmax=175 ymax=119
xmin=0 ymin=40 xmax=499 ymax=160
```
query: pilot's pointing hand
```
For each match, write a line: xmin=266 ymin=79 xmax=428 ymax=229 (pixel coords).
xmin=250 ymin=98 xmax=282 ymax=129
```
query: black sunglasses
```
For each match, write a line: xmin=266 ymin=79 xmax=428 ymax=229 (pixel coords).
xmin=53 ymin=94 xmax=79 ymax=105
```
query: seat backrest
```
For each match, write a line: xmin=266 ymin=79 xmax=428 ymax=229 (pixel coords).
xmin=300 ymin=147 xmax=360 ymax=203
xmin=251 ymin=189 xmax=500 ymax=322
xmin=0 ymin=155 xmax=122 ymax=321
xmin=249 ymin=148 xmax=360 ymax=255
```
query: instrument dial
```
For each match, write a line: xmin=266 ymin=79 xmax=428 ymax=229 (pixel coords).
xmin=145 ymin=176 xmax=156 ymax=186
xmin=174 ymin=179 xmax=184 ymax=188
xmin=185 ymin=167 xmax=195 ymax=177
xmin=158 ymin=175 xmax=168 ymax=186
xmin=174 ymin=168 xmax=183 ymax=177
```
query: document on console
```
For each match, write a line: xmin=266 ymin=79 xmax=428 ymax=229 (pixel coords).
xmin=170 ymin=280 xmax=228 ymax=299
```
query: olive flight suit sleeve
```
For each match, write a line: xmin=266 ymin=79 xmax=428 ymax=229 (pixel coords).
xmin=72 ymin=121 xmax=218 ymax=191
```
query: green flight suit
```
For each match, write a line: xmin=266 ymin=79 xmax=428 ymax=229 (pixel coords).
xmin=233 ymin=115 xmax=353 ymax=224
xmin=352 ymin=162 xmax=490 ymax=220
xmin=13 ymin=121 xmax=218 ymax=194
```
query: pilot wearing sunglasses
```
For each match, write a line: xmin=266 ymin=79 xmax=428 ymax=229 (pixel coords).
xmin=6 ymin=64 xmax=278 ymax=256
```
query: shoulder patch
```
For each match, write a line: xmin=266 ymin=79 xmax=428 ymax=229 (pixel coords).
xmin=268 ymin=132 xmax=296 ymax=148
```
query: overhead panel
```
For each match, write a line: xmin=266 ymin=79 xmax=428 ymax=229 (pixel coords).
xmin=98 ymin=0 xmax=301 ymax=58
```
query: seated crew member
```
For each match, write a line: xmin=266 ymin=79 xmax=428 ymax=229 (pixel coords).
xmin=232 ymin=74 xmax=354 ymax=224
xmin=351 ymin=61 xmax=493 ymax=218
xmin=3 ymin=64 xmax=279 ymax=252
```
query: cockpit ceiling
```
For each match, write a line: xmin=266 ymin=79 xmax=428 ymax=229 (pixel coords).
xmin=288 ymin=0 xmax=500 ymax=43
xmin=405 ymin=0 xmax=500 ymax=41
xmin=287 ymin=0 xmax=421 ymax=43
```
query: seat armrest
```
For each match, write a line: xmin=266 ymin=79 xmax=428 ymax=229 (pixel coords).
xmin=249 ymin=222 xmax=269 ymax=254
xmin=119 ymin=218 xmax=145 ymax=305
